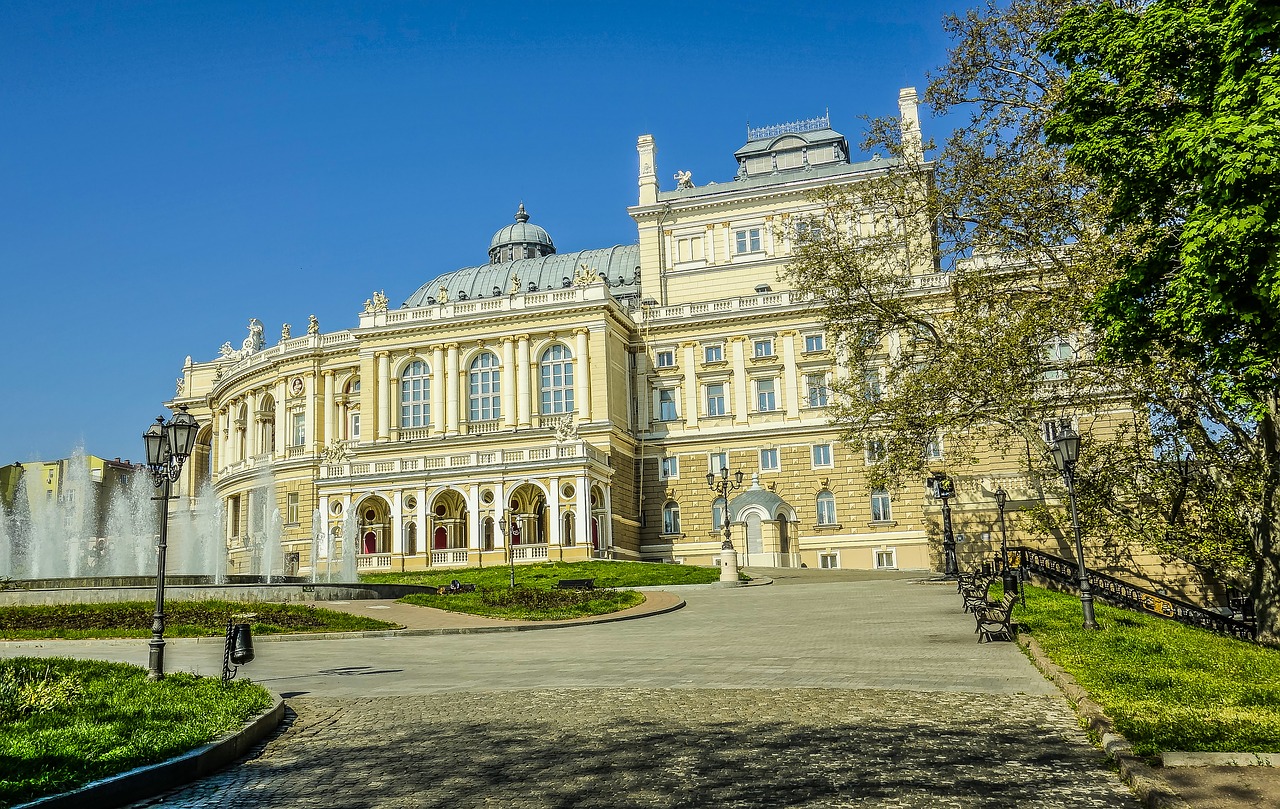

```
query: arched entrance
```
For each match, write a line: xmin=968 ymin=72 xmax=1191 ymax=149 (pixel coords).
xmin=354 ymin=495 xmax=391 ymax=554
xmin=507 ymin=483 xmax=548 ymax=545
xmin=429 ymin=489 xmax=468 ymax=550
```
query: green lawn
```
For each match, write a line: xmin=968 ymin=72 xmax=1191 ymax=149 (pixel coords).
xmin=0 ymin=600 xmax=397 ymax=640
xmin=361 ymin=559 xmax=728 ymax=589
xmin=0 ymin=657 xmax=272 ymax=807
xmin=400 ymin=586 xmax=646 ymax=621
xmin=1014 ymin=584 xmax=1280 ymax=756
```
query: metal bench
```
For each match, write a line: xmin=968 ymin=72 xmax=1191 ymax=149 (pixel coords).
xmin=975 ymin=593 xmax=1018 ymax=643
xmin=439 ymin=579 xmax=476 ymax=594
xmin=556 ymin=578 xmax=595 ymax=591
xmin=960 ymin=575 xmax=995 ymax=613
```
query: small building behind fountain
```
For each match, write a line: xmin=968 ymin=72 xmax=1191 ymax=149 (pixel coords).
xmin=162 ymin=91 xmax=1126 ymax=582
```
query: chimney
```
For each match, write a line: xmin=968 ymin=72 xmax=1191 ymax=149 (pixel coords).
xmin=898 ymin=87 xmax=924 ymax=163
xmin=637 ymin=134 xmax=658 ymax=205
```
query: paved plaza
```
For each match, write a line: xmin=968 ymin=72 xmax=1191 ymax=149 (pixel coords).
xmin=4 ymin=572 xmax=1143 ymax=807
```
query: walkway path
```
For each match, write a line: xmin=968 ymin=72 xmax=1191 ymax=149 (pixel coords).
xmin=6 ymin=573 xmax=1144 ymax=807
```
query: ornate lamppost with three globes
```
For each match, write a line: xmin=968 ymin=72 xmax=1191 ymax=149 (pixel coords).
xmin=705 ymin=466 xmax=744 ymax=584
xmin=142 ymin=405 xmax=200 ymax=680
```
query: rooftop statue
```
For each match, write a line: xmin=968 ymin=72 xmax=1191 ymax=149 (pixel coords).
xmin=674 ymin=170 xmax=693 ymax=189
xmin=308 ymin=314 xmax=319 ymax=336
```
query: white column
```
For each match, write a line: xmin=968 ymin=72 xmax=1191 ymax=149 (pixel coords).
xmin=389 ymin=370 xmax=400 ymax=439
xmin=574 ymin=328 xmax=591 ymax=422
xmin=682 ymin=341 xmax=698 ymax=429
xmin=494 ymin=481 xmax=508 ymax=550
xmin=781 ymin=330 xmax=800 ymax=419
xmin=304 ymin=373 xmax=316 ymax=453
xmin=467 ymin=484 xmax=482 ymax=552
xmin=376 ymin=352 xmax=390 ymax=441
xmin=275 ymin=379 xmax=286 ymax=455
xmin=502 ymin=337 xmax=516 ymax=429
xmin=602 ymin=486 xmax=614 ymax=551
xmin=431 ymin=345 xmax=445 ymax=437
xmin=548 ymin=476 xmax=561 ymax=545
xmin=390 ymin=492 xmax=403 ymax=554
xmin=323 ymin=371 xmax=335 ymax=449
xmin=730 ymin=337 xmax=749 ymax=425
xmin=217 ymin=409 xmax=228 ymax=470
xmin=246 ymin=391 xmax=259 ymax=458
xmin=516 ymin=334 xmax=531 ymax=428
xmin=576 ymin=475 xmax=591 ymax=553
xmin=446 ymin=343 xmax=460 ymax=436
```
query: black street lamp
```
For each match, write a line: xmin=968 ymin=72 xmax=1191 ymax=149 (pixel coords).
xmin=928 ymin=472 xmax=958 ymax=577
xmin=1051 ymin=425 xmax=1099 ymax=630
xmin=706 ymin=466 xmax=744 ymax=584
xmin=142 ymin=405 xmax=200 ymax=680
xmin=993 ymin=486 xmax=1020 ymax=602
xmin=499 ymin=515 xmax=521 ymax=588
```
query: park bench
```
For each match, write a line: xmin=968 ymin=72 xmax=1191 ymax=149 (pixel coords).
xmin=439 ymin=580 xmax=476 ymax=594
xmin=975 ymin=593 xmax=1018 ymax=643
xmin=556 ymin=578 xmax=595 ymax=591
xmin=960 ymin=576 xmax=995 ymax=613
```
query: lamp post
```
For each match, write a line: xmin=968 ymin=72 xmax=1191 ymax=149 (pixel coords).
xmin=993 ymin=486 xmax=1020 ymax=602
xmin=706 ymin=466 xmax=744 ymax=584
xmin=928 ymin=472 xmax=958 ymax=577
xmin=142 ymin=406 xmax=200 ymax=680
xmin=1051 ymin=425 xmax=1099 ymax=630
xmin=499 ymin=515 xmax=520 ymax=588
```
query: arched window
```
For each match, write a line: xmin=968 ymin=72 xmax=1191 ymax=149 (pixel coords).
xmin=404 ymin=522 xmax=417 ymax=556
xmin=400 ymin=360 xmax=430 ymax=427
xmin=816 ymin=490 xmax=837 ymax=525
xmin=562 ymin=511 xmax=576 ymax=546
xmin=662 ymin=501 xmax=681 ymax=535
xmin=539 ymin=345 xmax=575 ymax=414
xmin=712 ymin=497 xmax=726 ymax=530
xmin=469 ymin=352 xmax=501 ymax=421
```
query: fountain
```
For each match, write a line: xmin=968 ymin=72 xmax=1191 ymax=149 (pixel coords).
xmin=340 ymin=506 xmax=357 ymax=582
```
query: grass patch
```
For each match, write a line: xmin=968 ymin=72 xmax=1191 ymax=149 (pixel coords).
xmin=400 ymin=586 xmax=646 ymax=621
xmin=362 ymin=559 xmax=728 ymax=589
xmin=1016 ymin=584 xmax=1280 ymax=755
xmin=0 ymin=657 xmax=272 ymax=807
xmin=0 ymin=600 xmax=397 ymax=640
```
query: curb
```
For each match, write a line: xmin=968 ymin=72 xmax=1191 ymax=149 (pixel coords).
xmin=1017 ymin=634 xmax=1191 ymax=809
xmin=16 ymin=690 xmax=286 ymax=809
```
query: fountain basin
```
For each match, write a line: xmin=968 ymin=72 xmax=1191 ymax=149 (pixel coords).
xmin=0 ymin=580 xmax=436 ymax=607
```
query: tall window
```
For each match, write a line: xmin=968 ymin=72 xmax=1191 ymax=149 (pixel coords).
xmin=704 ymin=344 xmax=724 ymax=363
xmin=400 ymin=360 xmax=431 ymax=427
xmin=706 ymin=383 xmax=726 ymax=416
xmin=760 ymin=448 xmax=779 ymax=471
xmin=658 ymin=389 xmax=677 ymax=421
xmin=756 ymin=378 xmax=777 ymax=412
xmin=871 ymin=489 xmax=892 ymax=522
xmin=863 ymin=368 xmax=882 ymax=402
xmin=807 ymin=374 xmax=829 ymax=407
xmin=540 ymin=345 xmax=575 ymax=414
xmin=816 ymin=491 xmax=837 ymax=525
xmin=735 ymin=227 xmax=762 ymax=253
xmin=712 ymin=497 xmax=727 ymax=530
xmin=660 ymin=456 xmax=679 ymax=479
xmin=349 ymin=412 xmax=361 ymax=440
xmin=469 ymin=352 xmax=502 ymax=421
xmin=1042 ymin=337 xmax=1073 ymax=381
xmin=662 ymin=501 xmax=681 ymax=534
xmin=709 ymin=452 xmax=728 ymax=474
xmin=925 ymin=434 xmax=944 ymax=460
xmin=864 ymin=438 xmax=884 ymax=463
xmin=286 ymin=492 xmax=299 ymax=524
xmin=812 ymin=443 xmax=832 ymax=467
xmin=291 ymin=412 xmax=305 ymax=446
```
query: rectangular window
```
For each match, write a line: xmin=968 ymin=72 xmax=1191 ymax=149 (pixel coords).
xmin=806 ymin=374 xmax=829 ymax=407
xmin=756 ymin=378 xmax=777 ymax=412
xmin=925 ymin=434 xmax=943 ymax=460
xmin=812 ymin=443 xmax=832 ymax=468
xmin=660 ymin=456 xmax=679 ymax=479
xmin=863 ymin=368 xmax=882 ymax=402
xmin=704 ymin=344 xmax=724 ymax=363
xmin=1042 ymin=419 xmax=1068 ymax=445
xmin=705 ymin=383 xmax=726 ymax=416
xmin=817 ymin=495 xmax=837 ymax=525
xmin=753 ymin=338 xmax=774 ymax=358
xmin=291 ymin=412 xmax=305 ymax=446
xmin=655 ymin=350 xmax=675 ymax=368
xmin=864 ymin=439 xmax=885 ymax=464
xmin=1042 ymin=337 xmax=1073 ymax=381
xmin=875 ymin=548 xmax=898 ymax=569
xmin=286 ymin=492 xmax=299 ymax=524
xmin=820 ymin=552 xmax=839 ymax=569
xmin=760 ymin=448 xmax=779 ymax=471
xmin=735 ymin=227 xmax=762 ymax=254
xmin=658 ymin=389 xmax=678 ymax=421
xmin=871 ymin=490 xmax=893 ymax=522
xmin=804 ymin=333 xmax=825 ymax=352
xmin=349 ymin=412 xmax=361 ymax=440
xmin=663 ymin=505 xmax=681 ymax=535
xmin=709 ymin=452 xmax=728 ymax=474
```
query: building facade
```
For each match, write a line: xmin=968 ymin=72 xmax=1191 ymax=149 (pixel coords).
xmin=169 ymin=89 xmax=1062 ymax=578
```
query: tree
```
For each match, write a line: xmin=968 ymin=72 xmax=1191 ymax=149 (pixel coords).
xmin=785 ymin=0 xmax=1261 ymax=615
xmin=1043 ymin=0 xmax=1280 ymax=643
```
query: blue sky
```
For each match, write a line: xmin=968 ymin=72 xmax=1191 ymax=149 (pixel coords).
xmin=0 ymin=0 xmax=962 ymax=464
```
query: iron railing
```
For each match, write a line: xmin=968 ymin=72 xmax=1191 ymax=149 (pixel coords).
xmin=1007 ymin=546 xmax=1256 ymax=641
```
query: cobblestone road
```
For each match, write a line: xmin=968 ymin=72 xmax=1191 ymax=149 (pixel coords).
xmin=40 ymin=573 xmax=1137 ymax=807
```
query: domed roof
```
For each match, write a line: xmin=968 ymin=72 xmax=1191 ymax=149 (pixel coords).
xmin=489 ymin=203 xmax=555 ymax=252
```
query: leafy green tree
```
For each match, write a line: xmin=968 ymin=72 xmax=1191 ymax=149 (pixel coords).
xmin=1043 ymin=0 xmax=1280 ymax=643
xmin=785 ymin=0 xmax=1259 ymax=612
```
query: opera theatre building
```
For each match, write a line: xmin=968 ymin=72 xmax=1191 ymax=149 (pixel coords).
xmin=173 ymin=89 xmax=968 ymax=578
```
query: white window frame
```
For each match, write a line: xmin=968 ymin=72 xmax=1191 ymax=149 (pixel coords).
xmin=864 ymin=438 xmax=884 ymax=464
xmin=925 ymin=433 xmax=944 ymax=460
xmin=704 ymin=343 xmax=724 ymax=363
xmin=871 ymin=489 xmax=892 ymax=522
xmin=806 ymin=373 xmax=830 ymax=407
xmin=349 ymin=411 xmax=361 ymax=440
xmin=819 ymin=551 xmax=839 ymax=569
xmin=753 ymin=338 xmax=774 ymax=358
xmin=660 ymin=455 xmax=679 ymax=480
xmin=657 ymin=389 xmax=678 ymax=421
xmin=816 ymin=491 xmax=837 ymax=525
xmin=655 ymin=349 xmax=676 ymax=368
xmin=400 ymin=359 xmax=431 ymax=428
xmin=290 ymin=411 xmax=305 ymax=447
xmin=735 ymin=227 xmax=762 ymax=254
xmin=709 ymin=452 xmax=728 ymax=475
xmin=760 ymin=448 xmax=780 ymax=472
xmin=662 ymin=501 xmax=681 ymax=535
xmin=469 ymin=352 xmax=502 ymax=422
xmin=756 ymin=378 xmax=778 ymax=412
xmin=812 ymin=443 xmax=833 ymax=468
xmin=539 ymin=344 xmax=575 ymax=414
xmin=705 ymin=383 xmax=727 ymax=417
xmin=875 ymin=548 xmax=898 ymax=569
xmin=1042 ymin=337 xmax=1073 ymax=381
xmin=804 ymin=333 xmax=825 ymax=352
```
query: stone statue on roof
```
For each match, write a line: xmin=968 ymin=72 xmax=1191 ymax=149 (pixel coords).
xmin=280 ymin=323 xmax=291 ymax=342
xmin=437 ymin=286 xmax=449 ymax=304
xmin=508 ymin=274 xmax=521 ymax=296
xmin=308 ymin=314 xmax=319 ymax=335
xmin=372 ymin=290 xmax=389 ymax=313
xmin=219 ymin=318 xmax=265 ymax=362
xmin=674 ymin=170 xmax=693 ymax=189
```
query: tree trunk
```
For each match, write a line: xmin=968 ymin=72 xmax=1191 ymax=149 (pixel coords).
xmin=1253 ymin=391 xmax=1280 ymax=647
